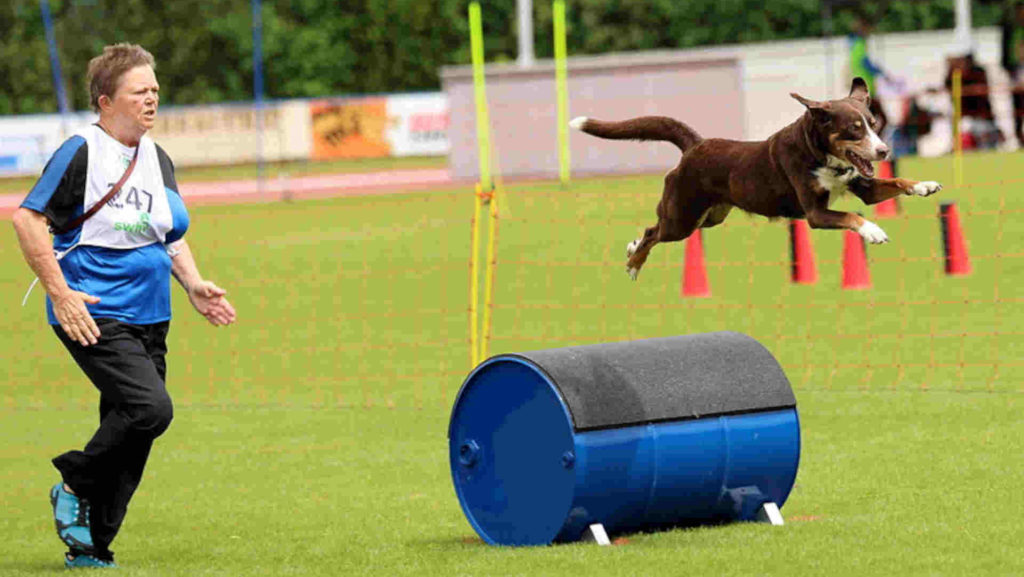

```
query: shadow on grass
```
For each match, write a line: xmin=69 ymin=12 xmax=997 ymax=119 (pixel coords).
xmin=411 ymin=519 xmax=743 ymax=549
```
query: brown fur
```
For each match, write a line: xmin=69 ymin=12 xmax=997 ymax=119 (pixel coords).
xmin=574 ymin=78 xmax=942 ymax=279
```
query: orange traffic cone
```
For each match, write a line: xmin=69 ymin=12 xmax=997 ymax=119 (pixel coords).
xmin=789 ymin=220 xmax=817 ymax=284
xmin=874 ymin=160 xmax=901 ymax=218
xmin=940 ymin=202 xmax=971 ymax=276
xmin=681 ymin=229 xmax=711 ymax=298
xmin=842 ymin=229 xmax=871 ymax=290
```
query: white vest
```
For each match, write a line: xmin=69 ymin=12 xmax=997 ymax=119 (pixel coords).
xmin=76 ymin=125 xmax=173 ymax=249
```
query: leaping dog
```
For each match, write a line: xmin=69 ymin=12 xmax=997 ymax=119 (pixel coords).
xmin=570 ymin=78 xmax=942 ymax=280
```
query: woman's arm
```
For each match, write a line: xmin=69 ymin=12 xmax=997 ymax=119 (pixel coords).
xmin=12 ymin=207 xmax=101 ymax=346
xmin=169 ymin=239 xmax=236 ymax=326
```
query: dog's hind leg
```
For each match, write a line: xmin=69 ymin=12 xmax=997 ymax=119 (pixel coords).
xmin=625 ymin=224 xmax=661 ymax=280
xmin=699 ymin=204 xmax=733 ymax=229
xmin=625 ymin=207 xmax=711 ymax=280
xmin=625 ymin=170 xmax=712 ymax=280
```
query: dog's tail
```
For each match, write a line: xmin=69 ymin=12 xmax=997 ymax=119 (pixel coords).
xmin=569 ymin=116 xmax=702 ymax=153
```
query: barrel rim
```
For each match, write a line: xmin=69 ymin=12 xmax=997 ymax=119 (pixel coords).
xmin=448 ymin=354 xmax=576 ymax=439
xmin=448 ymin=354 xmax=578 ymax=545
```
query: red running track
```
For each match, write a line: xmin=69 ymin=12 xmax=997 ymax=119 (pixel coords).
xmin=0 ymin=168 xmax=454 ymax=218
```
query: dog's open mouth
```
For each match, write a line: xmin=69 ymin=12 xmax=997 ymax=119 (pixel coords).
xmin=845 ymin=151 xmax=875 ymax=178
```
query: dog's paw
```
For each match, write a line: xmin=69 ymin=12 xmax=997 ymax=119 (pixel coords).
xmin=626 ymin=238 xmax=640 ymax=258
xmin=911 ymin=181 xmax=942 ymax=197
xmin=857 ymin=220 xmax=889 ymax=244
xmin=569 ymin=116 xmax=589 ymax=131
xmin=626 ymin=266 xmax=639 ymax=281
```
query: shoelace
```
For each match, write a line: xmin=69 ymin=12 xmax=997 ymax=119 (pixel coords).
xmin=62 ymin=496 xmax=90 ymax=529
xmin=74 ymin=499 xmax=90 ymax=527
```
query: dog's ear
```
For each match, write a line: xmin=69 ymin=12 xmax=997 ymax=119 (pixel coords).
xmin=791 ymin=93 xmax=832 ymax=124
xmin=849 ymin=77 xmax=872 ymax=106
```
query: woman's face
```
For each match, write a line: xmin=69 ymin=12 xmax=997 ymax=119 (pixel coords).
xmin=103 ymin=65 xmax=160 ymax=133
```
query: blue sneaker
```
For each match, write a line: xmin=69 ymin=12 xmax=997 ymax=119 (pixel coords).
xmin=64 ymin=552 xmax=116 ymax=569
xmin=50 ymin=483 xmax=94 ymax=551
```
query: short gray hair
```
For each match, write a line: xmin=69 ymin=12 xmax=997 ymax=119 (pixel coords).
xmin=86 ymin=43 xmax=156 ymax=113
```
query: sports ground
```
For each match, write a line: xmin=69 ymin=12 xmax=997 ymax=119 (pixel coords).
xmin=0 ymin=150 xmax=1021 ymax=576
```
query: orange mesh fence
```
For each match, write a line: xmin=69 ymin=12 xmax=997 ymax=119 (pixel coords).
xmin=3 ymin=189 xmax=474 ymax=411
xmin=3 ymin=168 xmax=1019 ymax=411
xmin=481 ymin=171 xmax=1022 ymax=395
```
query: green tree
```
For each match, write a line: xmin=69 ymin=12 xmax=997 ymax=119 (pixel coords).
xmin=0 ymin=2 xmax=57 ymax=114
xmin=0 ymin=0 xmax=1007 ymax=115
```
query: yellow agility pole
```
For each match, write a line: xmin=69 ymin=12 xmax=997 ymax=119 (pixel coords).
xmin=480 ymin=185 xmax=499 ymax=361
xmin=469 ymin=2 xmax=493 ymax=193
xmin=469 ymin=184 xmax=483 ymax=368
xmin=553 ymin=0 xmax=571 ymax=186
xmin=952 ymin=68 xmax=963 ymax=188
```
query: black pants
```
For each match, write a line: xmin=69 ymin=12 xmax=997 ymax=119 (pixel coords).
xmin=52 ymin=319 xmax=174 ymax=560
xmin=1013 ymin=89 xmax=1024 ymax=146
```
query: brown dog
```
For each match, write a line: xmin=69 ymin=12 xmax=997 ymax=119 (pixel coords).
xmin=571 ymin=78 xmax=942 ymax=280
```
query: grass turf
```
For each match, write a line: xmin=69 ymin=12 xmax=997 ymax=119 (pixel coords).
xmin=0 ymin=150 xmax=1021 ymax=575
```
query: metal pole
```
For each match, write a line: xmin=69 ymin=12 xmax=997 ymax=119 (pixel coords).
xmin=517 ymin=0 xmax=535 ymax=68
xmin=252 ymin=0 xmax=266 ymax=195
xmin=40 ymin=0 xmax=71 ymax=135
xmin=952 ymin=69 xmax=963 ymax=187
xmin=822 ymin=0 xmax=834 ymax=98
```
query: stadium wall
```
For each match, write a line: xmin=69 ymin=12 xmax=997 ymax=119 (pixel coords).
xmin=441 ymin=52 xmax=745 ymax=180
xmin=0 ymin=93 xmax=450 ymax=177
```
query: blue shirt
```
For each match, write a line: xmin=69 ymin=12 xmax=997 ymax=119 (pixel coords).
xmin=20 ymin=134 xmax=189 ymax=325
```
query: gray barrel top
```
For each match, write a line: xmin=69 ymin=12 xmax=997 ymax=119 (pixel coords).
xmin=507 ymin=331 xmax=795 ymax=431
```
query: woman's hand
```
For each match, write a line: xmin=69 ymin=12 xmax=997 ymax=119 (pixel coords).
xmin=12 ymin=207 xmax=101 ymax=345
xmin=53 ymin=291 xmax=102 ymax=346
xmin=187 ymin=280 xmax=236 ymax=326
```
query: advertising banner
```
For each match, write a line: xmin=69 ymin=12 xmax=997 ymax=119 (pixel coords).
xmin=386 ymin=93 xmax=449 ymax=157
xmin=311 ymin=97 xmax=391 ymax=159
xmin=0 ymin=91 xmax=449 ymax=178
xmin=0 ymin=113 xmax=95 ymax=177
xmin=311 ymin=93 xmax=449 ymax=160
xmin=148 ymin=101 xmax=311 ymax=166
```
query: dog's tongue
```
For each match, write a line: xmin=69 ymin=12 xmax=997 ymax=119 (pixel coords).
xmin=846 ymin=151 xmax=875 ymax=178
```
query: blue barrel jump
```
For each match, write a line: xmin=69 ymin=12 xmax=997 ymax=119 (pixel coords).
xmin=448 ymin=332 xmax=801 ymax=546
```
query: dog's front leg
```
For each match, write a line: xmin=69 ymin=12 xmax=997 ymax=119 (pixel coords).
xmin=849 ymin=177 xmax=943 ymax=205
xmin=798 ymin=187 xmax=890 ymax=244
xmin=805 ymin=207 xmax=889 ymax=244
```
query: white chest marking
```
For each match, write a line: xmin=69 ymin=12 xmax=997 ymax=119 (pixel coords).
xmin=814 ymin=155 xmax=857 ymax=205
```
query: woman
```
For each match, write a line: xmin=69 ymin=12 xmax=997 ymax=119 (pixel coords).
xmin=1001 ymin=2 xmax=1024 ymax=146
xmin=12 ymin=43 xmax=236 ymax=569
xmin=848 ymin=17 xmax=890 ymax=133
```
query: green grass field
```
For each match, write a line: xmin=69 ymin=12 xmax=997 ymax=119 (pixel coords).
xmin=1 ymin=150 xmax=1021 ymax=576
